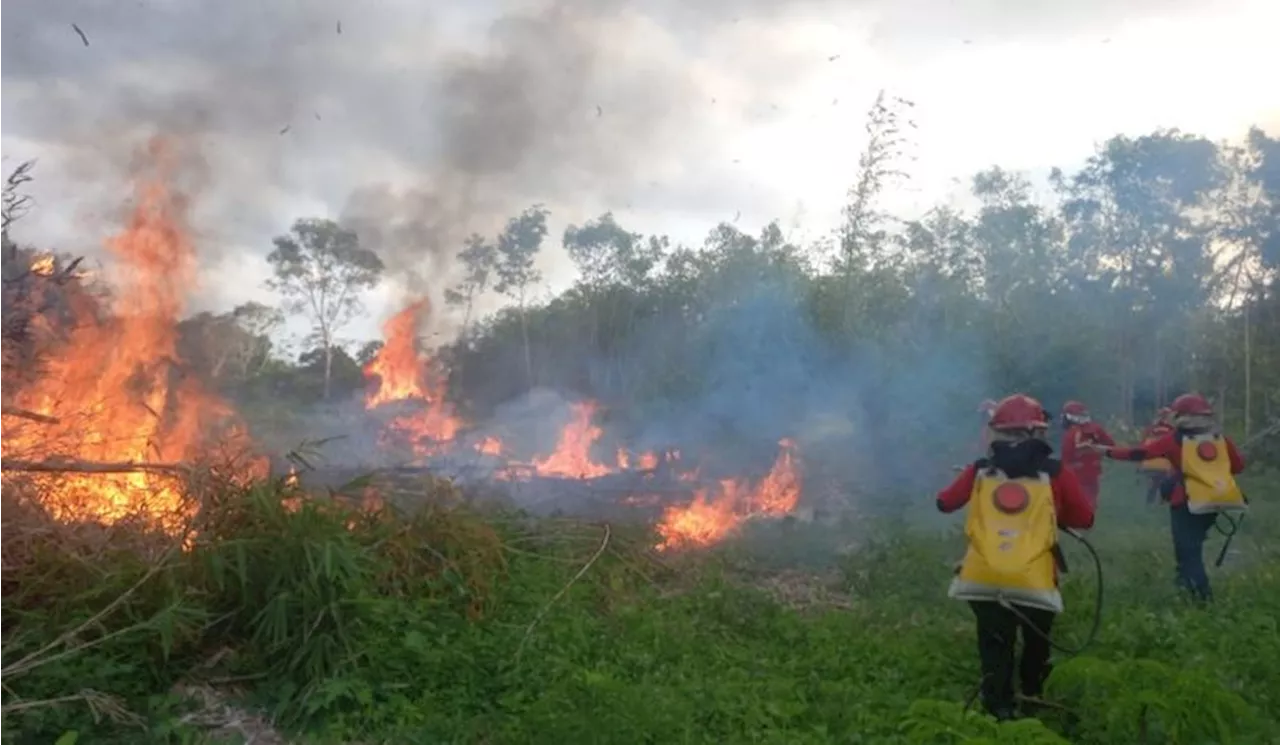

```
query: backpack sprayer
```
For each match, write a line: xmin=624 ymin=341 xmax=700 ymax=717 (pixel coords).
xmin=1207 ymin=417 xmax=1275 ymax=568
xmin=1001 ymin=526 xmax=1104 ymax=656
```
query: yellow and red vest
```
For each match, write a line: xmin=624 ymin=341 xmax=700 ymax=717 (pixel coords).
xmin=949 ymin=468 xmax=1062 ymax=613
xmin=1181 ymin=433 xmax=1246 ymax=515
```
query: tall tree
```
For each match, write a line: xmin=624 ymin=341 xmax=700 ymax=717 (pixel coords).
xmin=266 ymin=218 xmax=384 ymax=400
xmin=563 ymin=212 xmax=664 ymax=288
xmin=177 ymin=302 xmax=283 ymax=383
xmin=443 ymin=234 xmax=498 ymax=338
xmin=838 ymin=91 xmax=915 ymax=278
xmin=494 ymin=205 xmax=548 ymax=387
xmin=1054 ymin=131 xmax=1224 ymax=421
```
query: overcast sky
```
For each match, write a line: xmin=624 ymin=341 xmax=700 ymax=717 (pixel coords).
xmin=3 ymin=0 xmax=1277 ymax=347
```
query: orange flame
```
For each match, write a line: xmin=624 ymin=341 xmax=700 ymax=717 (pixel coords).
xmin=30 ymin=255 xmax=56 ymax=276
xmin=475 ymin=436 xmax=503 ymax=456
xmin=0 ymin=138 xmax=262 ymax=532
xmin=656 ymin=438 xmax=801 ymax=550
xmin=363 ymin=299 xmax=462 ymax=455
xmin=531 ymin=401 xmax=613 ymax=479
xmin=616 ymin=447 xmax=659 ymax=472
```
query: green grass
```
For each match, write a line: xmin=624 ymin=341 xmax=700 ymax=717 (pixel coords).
xmin=2 ymin=470 xmax=1278 ymax=744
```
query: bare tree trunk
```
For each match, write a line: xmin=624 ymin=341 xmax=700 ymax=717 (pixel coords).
xmin=1154 ymin=333 xmax=1165 ymax=408
xmin=1244 ymin=299 xmax=1252 ymax=437
xmin=518 ymin=289 xmax=533 ymax=389
xmin=323 ymin=339 xmax=334 ymax=400
xmin=461 ymin=289 xmax=475 ymax=340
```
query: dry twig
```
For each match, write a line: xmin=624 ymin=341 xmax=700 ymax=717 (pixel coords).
xmin=0 ymin=458 xmax=191 ymax=475
xmin=0 ymin=407 xmax=59 ymax=425
xmin=2 ymin=545 xmax=179 ymax=678
xmin=515 ymin=522 xmax=612 ymax=663
xmin=1 ymin=688 xmax=142 ymax=727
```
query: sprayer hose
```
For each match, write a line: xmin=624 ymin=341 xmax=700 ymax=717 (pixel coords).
xmin=998 ymin=527 xmax=1104 ymax=657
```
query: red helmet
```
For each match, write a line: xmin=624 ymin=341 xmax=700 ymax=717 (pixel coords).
xmin=1061 ymin=400 xmax=1089 ymax=417
xmin=989 ymin=394 xmax=1049 ymax=431
xmin=1170 ymin=393 xmax=1213 ymax=418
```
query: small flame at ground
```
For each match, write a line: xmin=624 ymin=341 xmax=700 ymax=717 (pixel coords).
xmin=655 ymin=439 xmax=801 ymax=550
xmin=475 ymin=436 xmax=503 ymax=456
xmin=30 ymin=255 xmax=56 ymax=276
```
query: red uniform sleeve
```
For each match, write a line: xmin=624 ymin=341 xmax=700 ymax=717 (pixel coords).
xmin=1225 ymin=438 xmax=1246 ymax=474
xmin=1092 ymin=424 xmax=1115 ymax=447
xmin=1060 ymin=427 xmax=1080 ymax=465
xmin=1107 ymin=431 xmax=1177 ymax=463
xmin=1051 ymin=466 xmax=1095 ymax=530
xmin=937 ymin=464 xmax=977 ymax=513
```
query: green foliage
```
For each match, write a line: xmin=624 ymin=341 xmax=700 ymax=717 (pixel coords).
xmin=1045 ymin=657 xmax=1259 ymax=744
xmin=5 ymin=475 xmax=1279 ymax=743
xmin=901 ymin=701 xmax=1069 ymax=744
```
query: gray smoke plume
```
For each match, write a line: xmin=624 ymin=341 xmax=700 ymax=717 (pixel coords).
xmin=1 ymin=0 xmax=840 ymax=310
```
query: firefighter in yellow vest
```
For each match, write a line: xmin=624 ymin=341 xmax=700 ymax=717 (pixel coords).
xmin=937 ymin=394 xmax=1096 ymax=720
xmin=1094 ymin=393 xmax=1246 ymax=601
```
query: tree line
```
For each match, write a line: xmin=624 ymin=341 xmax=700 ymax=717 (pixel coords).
xmin=5 ymin=100 xmax=1278 ymax=464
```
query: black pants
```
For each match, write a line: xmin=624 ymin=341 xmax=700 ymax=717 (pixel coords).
xmin=969 ymin=601 xmax=1056 ymax=717
xmin=1170 ymin=503 xmax=1216 ymax=602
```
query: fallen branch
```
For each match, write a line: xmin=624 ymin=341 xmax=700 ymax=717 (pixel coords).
xmin=0 ymin=407 xmax=59 ymax=425
xmin=0 ymin=459 xmax=191 ymax=475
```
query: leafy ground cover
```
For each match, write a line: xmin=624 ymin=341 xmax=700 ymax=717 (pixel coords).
xmin=3 ymin=470 xmax=1277 ymax=744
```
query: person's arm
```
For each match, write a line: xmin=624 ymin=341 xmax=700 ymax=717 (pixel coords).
xmin=1226 ymin=438 xmax=1247 ymax=474
xmin=1094 ymin=425 xmax=1116 ymax=447
xmin=937 ymin=464 xmax=977 ymax=513
xmin=1051 ymin=467 xmax=1096 ymax=530
xmin=1103 ymin=432 xmax=1175 ymax=462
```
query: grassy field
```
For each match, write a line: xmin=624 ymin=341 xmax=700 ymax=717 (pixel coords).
xmin=2 ymin=469 xmax=1278 ymax=744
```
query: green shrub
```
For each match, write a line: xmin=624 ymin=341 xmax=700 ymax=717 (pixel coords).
xmin=3 ymin=473 xmax=1278 ymax=743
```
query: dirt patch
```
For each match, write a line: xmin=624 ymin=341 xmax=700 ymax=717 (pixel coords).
xmin=747 ymin=568 xmax=854 ymax=611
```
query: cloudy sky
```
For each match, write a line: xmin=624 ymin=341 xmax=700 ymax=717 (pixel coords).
xmin=3 ymin=0 xmax=1277 ymax=345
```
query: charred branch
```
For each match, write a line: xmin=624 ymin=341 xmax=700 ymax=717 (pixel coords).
xmin=0 ymin=407 xmax=60 ymax=425
xmin=0 ymin=459 xmax=191 ymax=475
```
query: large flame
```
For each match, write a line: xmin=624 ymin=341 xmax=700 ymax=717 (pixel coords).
xmin=655 ymin=438 xmax=801 ymax=550
xmin=0 ymin=138 xmax=261 ymax=531
xmin=363 ymin=299 xmax=462 ymax=455
xmin=497 ymin=400 xmax=656 ymax=479
xmin=530 ymin=401 xmax=613 ymax=479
